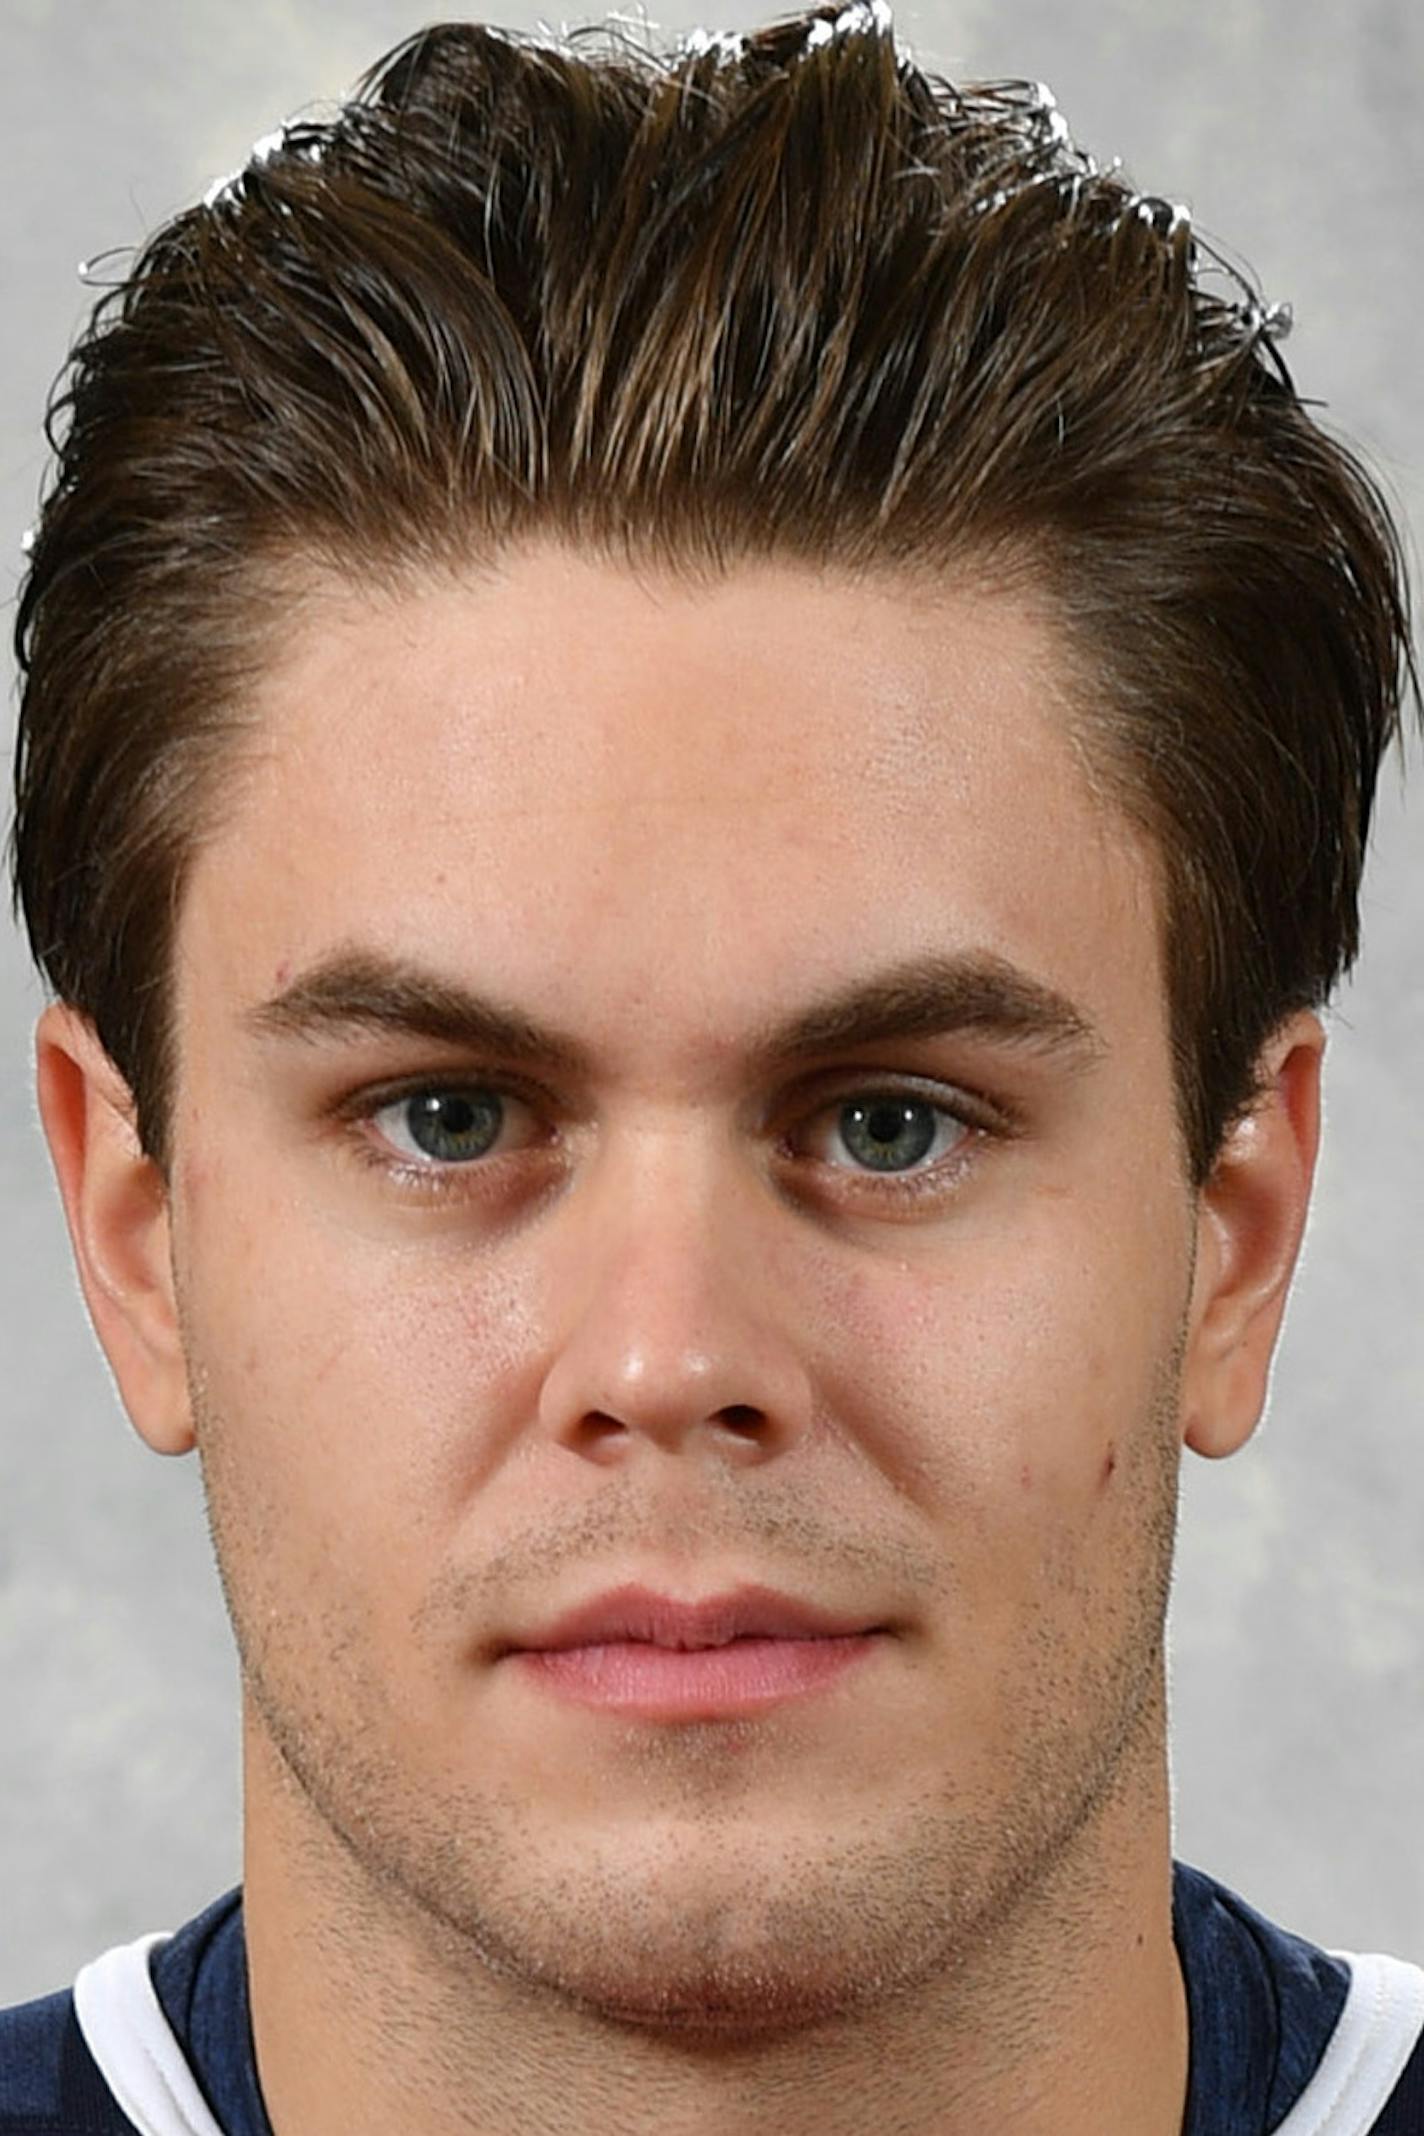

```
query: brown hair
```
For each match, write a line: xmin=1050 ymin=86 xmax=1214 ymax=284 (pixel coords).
xmin=10 ymin=9 xmax=1415 ymax=1181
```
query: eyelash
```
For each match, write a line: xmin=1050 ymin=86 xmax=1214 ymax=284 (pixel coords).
xmin=336 ymin=1072 xmax=1014 ymax=1209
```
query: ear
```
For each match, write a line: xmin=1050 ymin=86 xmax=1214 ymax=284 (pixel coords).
xmin=34 ymin=1002 xmax=195 ymax=1455
xmin=1180 ymin=1010 xmax=1325 ymax=1460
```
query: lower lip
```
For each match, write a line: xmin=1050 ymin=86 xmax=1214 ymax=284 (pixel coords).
xmin=510 ymin=1634 xmax=882 ymax=1718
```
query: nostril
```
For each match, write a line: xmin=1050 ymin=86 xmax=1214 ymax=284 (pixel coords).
xmin=560 ymin=1403 xmax=776 ymax=1460
xmin=572 ymin=1412 xmax=628 ymax=1458
xmin=716 ymin=1405 xmax=766 ymax=1438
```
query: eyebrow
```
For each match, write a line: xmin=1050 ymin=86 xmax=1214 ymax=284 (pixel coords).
xmin=243 ymin=944 xmax=1103 ymax=1077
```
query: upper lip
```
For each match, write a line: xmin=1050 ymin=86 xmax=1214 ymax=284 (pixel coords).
xmin=504 ymin=1583 xmax=885 ymax=1654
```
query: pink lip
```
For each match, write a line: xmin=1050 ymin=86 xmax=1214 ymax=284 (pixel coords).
xmin=500 ymin=1583 xmax=888 ymax=1720
xmin=511 ymin=1582 xmax=882 ymax=1653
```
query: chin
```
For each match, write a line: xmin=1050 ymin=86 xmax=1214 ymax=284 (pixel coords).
xmin=418 ymin=1823 xmax=961 ymax=2042
xmin=506 ymin=1920 xmax=899 ymax=2040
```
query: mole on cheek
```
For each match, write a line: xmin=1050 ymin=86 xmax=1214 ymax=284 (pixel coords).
xmin=1100 ymin=1442 xmax=1118 ymax=1488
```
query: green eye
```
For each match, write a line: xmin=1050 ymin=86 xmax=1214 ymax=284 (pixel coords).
xmin=796 ymin=1090 xmax=971 ymax=1177
xmin=837 ymin=1097 xmax=942 ymax=1172
xmin=381 ymin=1089 xmax=507 ymax=1165
xmin=361 ymin=1082 xmax=976 ymax=1185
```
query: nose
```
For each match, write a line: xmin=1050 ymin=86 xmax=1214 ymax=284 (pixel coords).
xmin=534 ymin=1129 xmax=815 ymax=1469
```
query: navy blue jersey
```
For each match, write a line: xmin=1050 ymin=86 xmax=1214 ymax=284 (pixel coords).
xmin=2 ymin=1861 xmax=1421 ymax=2133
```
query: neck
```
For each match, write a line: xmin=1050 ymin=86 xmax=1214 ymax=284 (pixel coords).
xmin=242 ymin=1682 xmax=1189 ymax=2136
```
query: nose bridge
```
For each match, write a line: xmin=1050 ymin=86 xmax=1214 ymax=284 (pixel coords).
xmin=534 ymin=1117 xmax=814 ymax=1462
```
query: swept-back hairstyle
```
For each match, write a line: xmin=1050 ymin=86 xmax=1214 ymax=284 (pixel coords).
xmin=10 ymin=4 xmax=1414 ymax=1180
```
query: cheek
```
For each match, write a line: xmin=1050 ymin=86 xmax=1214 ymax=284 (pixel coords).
xmin=815 ymin=1200 xmax=1185 ymax=1540
xmin=175 ymin=1147 xmax=543 ymax=1585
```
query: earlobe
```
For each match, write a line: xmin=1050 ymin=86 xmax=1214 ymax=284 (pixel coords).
xmin=1180 ymin=1011 xmax=1325 ymax=1461
xmin=34 ymin=1003 xmax=195 ymax=1456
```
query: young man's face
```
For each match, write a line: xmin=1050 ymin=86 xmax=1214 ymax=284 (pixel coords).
xmin=50 ymin=545 xmax=1313 ymax=2029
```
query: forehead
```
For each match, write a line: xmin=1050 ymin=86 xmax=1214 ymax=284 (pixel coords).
xmin=178 ymin=544 xmax=1160 ymax=1069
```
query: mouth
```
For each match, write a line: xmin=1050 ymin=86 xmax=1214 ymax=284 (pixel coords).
xmin=498 ymin=1583 xmax=890 ymax=1721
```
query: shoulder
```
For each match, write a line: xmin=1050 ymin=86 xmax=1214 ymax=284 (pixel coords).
xmin=0 ymin=1983 xmax=131 ymax=2133
xmin=1280 ymin=1947 xmax=1424 ymax=2135
xmin=1371 ymin=2015 xmax=1424 ymax=2132
xmin=0 ymin=1986 xmax=70 ymax=2125
xmin=1174 ymin=1859 xmax=1424 ymax=2136
xmin=0 ymin=1887 xmax=246 ymax=2136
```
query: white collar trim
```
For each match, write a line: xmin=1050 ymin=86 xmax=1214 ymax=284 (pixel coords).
xmin=74 ymin=1930 xmax=226 ymax=2136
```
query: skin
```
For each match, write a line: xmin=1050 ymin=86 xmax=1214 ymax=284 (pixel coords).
xmin=37 ymin=545 xmax=1322 ymax=2135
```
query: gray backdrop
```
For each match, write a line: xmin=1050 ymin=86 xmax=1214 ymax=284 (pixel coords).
xmin=2 ymin=0 xmax=1420 ymax=2003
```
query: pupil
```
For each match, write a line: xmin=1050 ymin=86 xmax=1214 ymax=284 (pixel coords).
xmin=842 ymin=1098 xmax=937 ymax=1173
xmin=406 ymin=1090 xmax=501 ymax=1162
